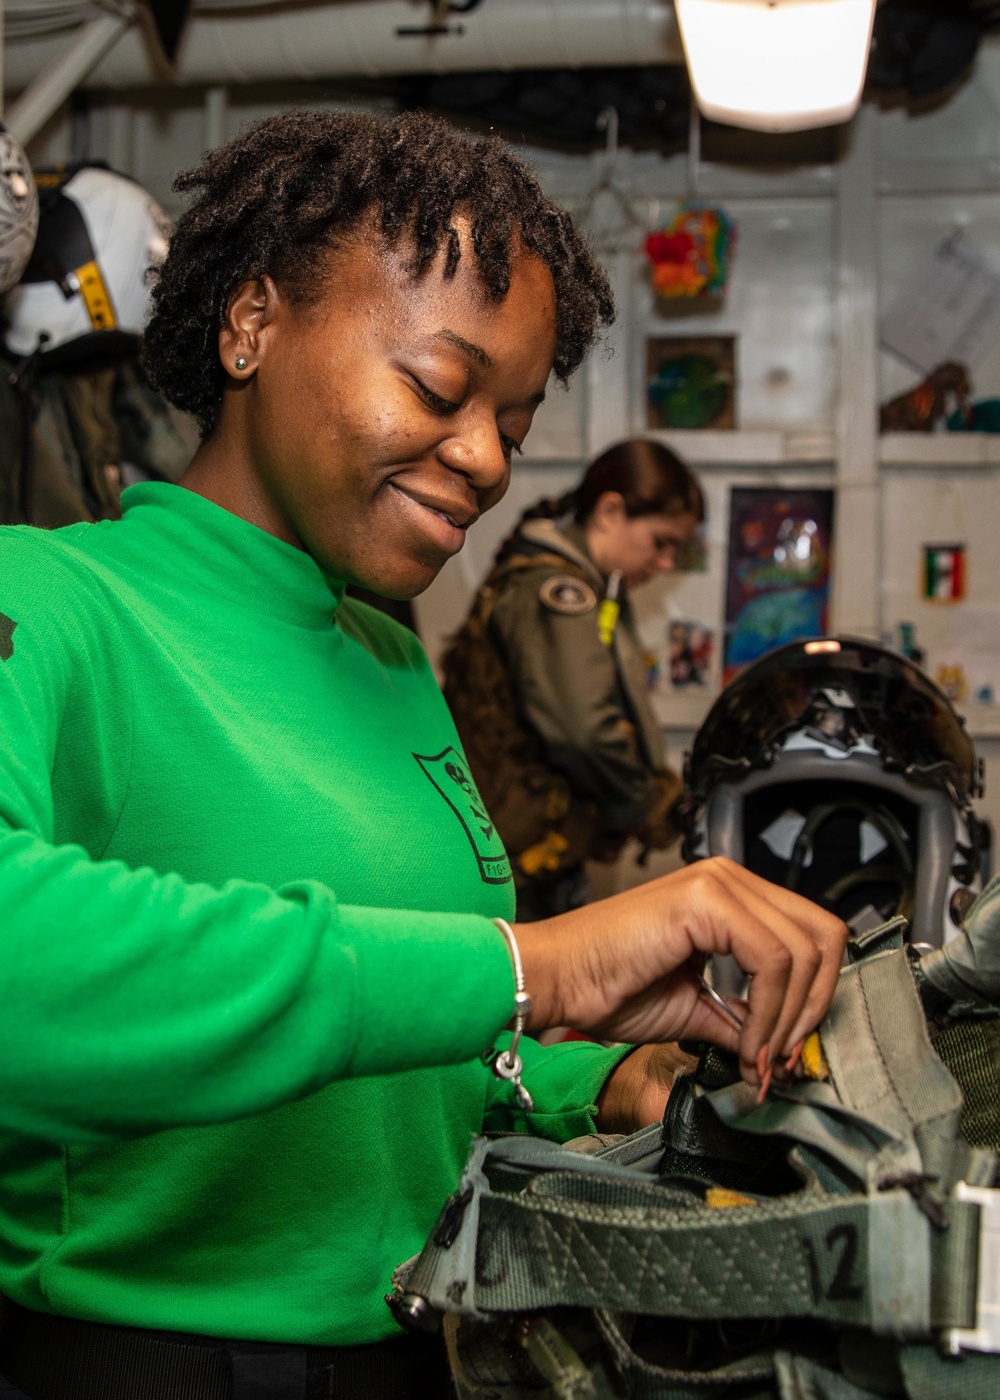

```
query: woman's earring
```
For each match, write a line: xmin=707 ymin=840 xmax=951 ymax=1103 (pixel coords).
xmin=235 ymin=356 xmax=247 ymax=371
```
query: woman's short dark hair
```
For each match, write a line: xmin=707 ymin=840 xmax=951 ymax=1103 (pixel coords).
xmin=141 ymin=108 xmax=615 ymax=435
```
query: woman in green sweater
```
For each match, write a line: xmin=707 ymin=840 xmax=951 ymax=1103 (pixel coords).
xmin=0 ymin=111 xmax=844 ymax=1400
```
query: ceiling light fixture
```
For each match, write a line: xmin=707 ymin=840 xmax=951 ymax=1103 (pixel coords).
xmin=675 ymin=0 xmax=877 ymax=133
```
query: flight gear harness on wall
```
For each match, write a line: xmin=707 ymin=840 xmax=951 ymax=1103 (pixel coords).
xmin=391 ymin=929 xmax=1000 ymax=1398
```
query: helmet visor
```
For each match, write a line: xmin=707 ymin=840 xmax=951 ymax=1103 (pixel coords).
xmin=689 ymin=636 xmax=978 ymax=803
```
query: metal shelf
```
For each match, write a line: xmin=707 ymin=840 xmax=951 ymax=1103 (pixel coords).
xmin=644 ymin=429 xmax=834 ymax=465
xmin=879 ymin=433 xmax=1000 ymax=467
xmin=522 ymin=431 xmax=1000 ymax=469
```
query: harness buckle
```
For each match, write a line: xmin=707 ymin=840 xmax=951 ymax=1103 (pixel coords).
xmin=944 ymin=1183 xmax=1000 ymax=1355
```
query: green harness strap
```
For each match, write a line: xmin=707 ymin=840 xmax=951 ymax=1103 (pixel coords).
xmin=399 ymin=949 xmax=988 ymax=1343
xmin=402 ymin=1133 xmax=978 ymax=1338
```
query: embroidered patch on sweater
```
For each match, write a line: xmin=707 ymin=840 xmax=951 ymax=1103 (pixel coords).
xmin=539 ymin=575 xmax=597 ymax=616
xmin=414 ymin=746 xmax=512 ymax=885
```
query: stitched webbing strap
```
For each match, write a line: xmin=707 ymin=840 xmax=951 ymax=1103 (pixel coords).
xmin=401 ymin=954 xmax=980 ymax=1348
xmin=401 ymin=1137 xmax=979 ymax=1341
xmin=692 ymin=950 xmax=968 ymax=1198
xmin=821 ymin=949 xmax=964 ymax=1189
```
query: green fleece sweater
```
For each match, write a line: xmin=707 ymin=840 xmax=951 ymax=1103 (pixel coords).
xmin=0 ymin=483 xmax=627 ymax=1344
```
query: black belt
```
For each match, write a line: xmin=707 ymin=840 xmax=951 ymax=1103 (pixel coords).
xmin=0 ymin=1299 xmax=453 ymax=1400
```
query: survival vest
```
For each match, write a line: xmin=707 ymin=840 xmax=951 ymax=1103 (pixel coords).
xmin=443 ymin=549 xmax=611 ymax=886
xmin=390 ymin=915 xmax=1000 ymax=1399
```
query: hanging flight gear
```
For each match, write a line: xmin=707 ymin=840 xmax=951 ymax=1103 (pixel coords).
xmin=0 ymin=346 xmax=194 ymax=527
xmin=4 ymin=164 xmax=169 ymax=362
xmin=0 ymin=166 xmax=189 ymax=526
xmin=678 ymin=636 xmax=986 ymax=995
xmin=0 ymin=123 xmax=39 ymax=295
xmin=390 ymin=907 xmax=1000 ymax=1400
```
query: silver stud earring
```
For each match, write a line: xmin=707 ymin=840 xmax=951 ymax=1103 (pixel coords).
xmin=235 ymin=356 xmax=247 ymax=371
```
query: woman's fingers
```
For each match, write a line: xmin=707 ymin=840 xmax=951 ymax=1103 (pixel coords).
xmin=678 ymin=862 xmax=843 ymax=1079
xmin=721 ymin=862 xmax=847 ymax=967
xmin=717 ymin=897 xmax=797 ymax=1078
xmin=517 ymin=857 xmax=847 ymax=1091
xmin=659 ymin=867 xmax=798 ymax=1073
xmin=715 ymin=862 xmax=846 ymax=1055
xmin=677 ymin=983 xmax=744 ymax=1052
xmin=710 ymin=876 xmax=827 ymax=1065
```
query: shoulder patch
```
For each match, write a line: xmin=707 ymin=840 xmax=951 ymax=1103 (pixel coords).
xmin=539 ymin=575 xmax=598 ymax=616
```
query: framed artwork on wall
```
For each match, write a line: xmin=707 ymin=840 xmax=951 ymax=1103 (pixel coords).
xmin=723 ymin=487 xmax=835 ymax=684
xmin=646 ymin=335 xmax=736 ymax=430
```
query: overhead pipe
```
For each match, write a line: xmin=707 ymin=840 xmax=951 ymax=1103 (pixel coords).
xmin=6 ymin=7 xmax=135 ymax=143
xmin=3 ymin=0 xmax=682 ymax=92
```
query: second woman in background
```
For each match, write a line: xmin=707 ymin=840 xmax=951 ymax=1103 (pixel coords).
xmin=444 ymin=438 xmax=704 ymax=921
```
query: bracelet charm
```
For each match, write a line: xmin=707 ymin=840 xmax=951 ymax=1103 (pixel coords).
xmin=488 ymin=920 xmax=535 ymax=1114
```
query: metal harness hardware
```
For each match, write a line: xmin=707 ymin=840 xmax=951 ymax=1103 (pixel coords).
xmin=946 ymin=1183 xmax=1000 ymax=1355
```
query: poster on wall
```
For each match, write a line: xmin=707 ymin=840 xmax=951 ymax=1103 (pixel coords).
xmin=668 ymin=621 xmax=714 ymax=688
xmin=723 ymin=487 xmax=835 ymax=684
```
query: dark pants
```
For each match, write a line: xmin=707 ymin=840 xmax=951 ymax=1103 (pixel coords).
xmin=0 ymin=1300 xmax=453 ymax=1400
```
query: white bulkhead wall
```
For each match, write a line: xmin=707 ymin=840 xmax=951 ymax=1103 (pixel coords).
xmin=15 ymin=36 xmax=1000 ymax=865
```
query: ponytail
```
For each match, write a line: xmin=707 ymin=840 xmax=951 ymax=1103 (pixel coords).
xmin=492 ymin=488 xmax=578 ymax=565
xmin=489 ymin=438 xmax=703 ymax=569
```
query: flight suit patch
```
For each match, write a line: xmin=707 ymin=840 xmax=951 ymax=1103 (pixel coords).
xmin=539 ymin=575 xmax=597 ymax=616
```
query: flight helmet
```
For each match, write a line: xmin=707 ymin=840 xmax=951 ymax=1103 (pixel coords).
xmin=680 ymin=636 xmax=985 ymax=993
xmin=4 ymin=164 xmax=169 ymax=361
xmin=0 ymin=123 xmax=39 ymax=295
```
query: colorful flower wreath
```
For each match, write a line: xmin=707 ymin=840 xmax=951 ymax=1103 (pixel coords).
xmin=644 ymin=203 xmax=735 ymax=300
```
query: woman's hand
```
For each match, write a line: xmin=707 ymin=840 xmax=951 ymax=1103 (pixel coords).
xmin=595 ymin=1043 xmax=697 ymax=1134
xmin=515 ymin=857 xmax=847 ymax=1087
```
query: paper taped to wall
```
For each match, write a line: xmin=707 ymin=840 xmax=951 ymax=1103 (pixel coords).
xmin=881 ymin=232 xmax=1000 ymax=373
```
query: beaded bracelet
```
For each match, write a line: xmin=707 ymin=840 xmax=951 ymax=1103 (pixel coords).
xmin=487 ymin=918 xmax=534 ymax=1113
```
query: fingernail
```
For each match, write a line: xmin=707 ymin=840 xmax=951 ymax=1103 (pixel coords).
xmin=756 ymin=1044 xmax=769 ymax=1081
xmin=756 ymin=1063 xmax=773 ymax=1106
xmin=785 ymin=1040 xmax=804 ymax=1073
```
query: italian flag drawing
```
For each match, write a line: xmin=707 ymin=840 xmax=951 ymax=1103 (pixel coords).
xmin=922 ymin=543 xmax=966 ymax=601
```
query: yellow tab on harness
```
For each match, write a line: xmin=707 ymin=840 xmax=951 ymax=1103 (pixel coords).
xmin=72 ymin=260 xmax=117 ymax=331
xmin=705 ymin=1187 xmax=755 ymax=1208
xmin=800 ymin=1032 xmax=829 ymax=1081
xmin=597 ymin=598 xmax=620 ymax=648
